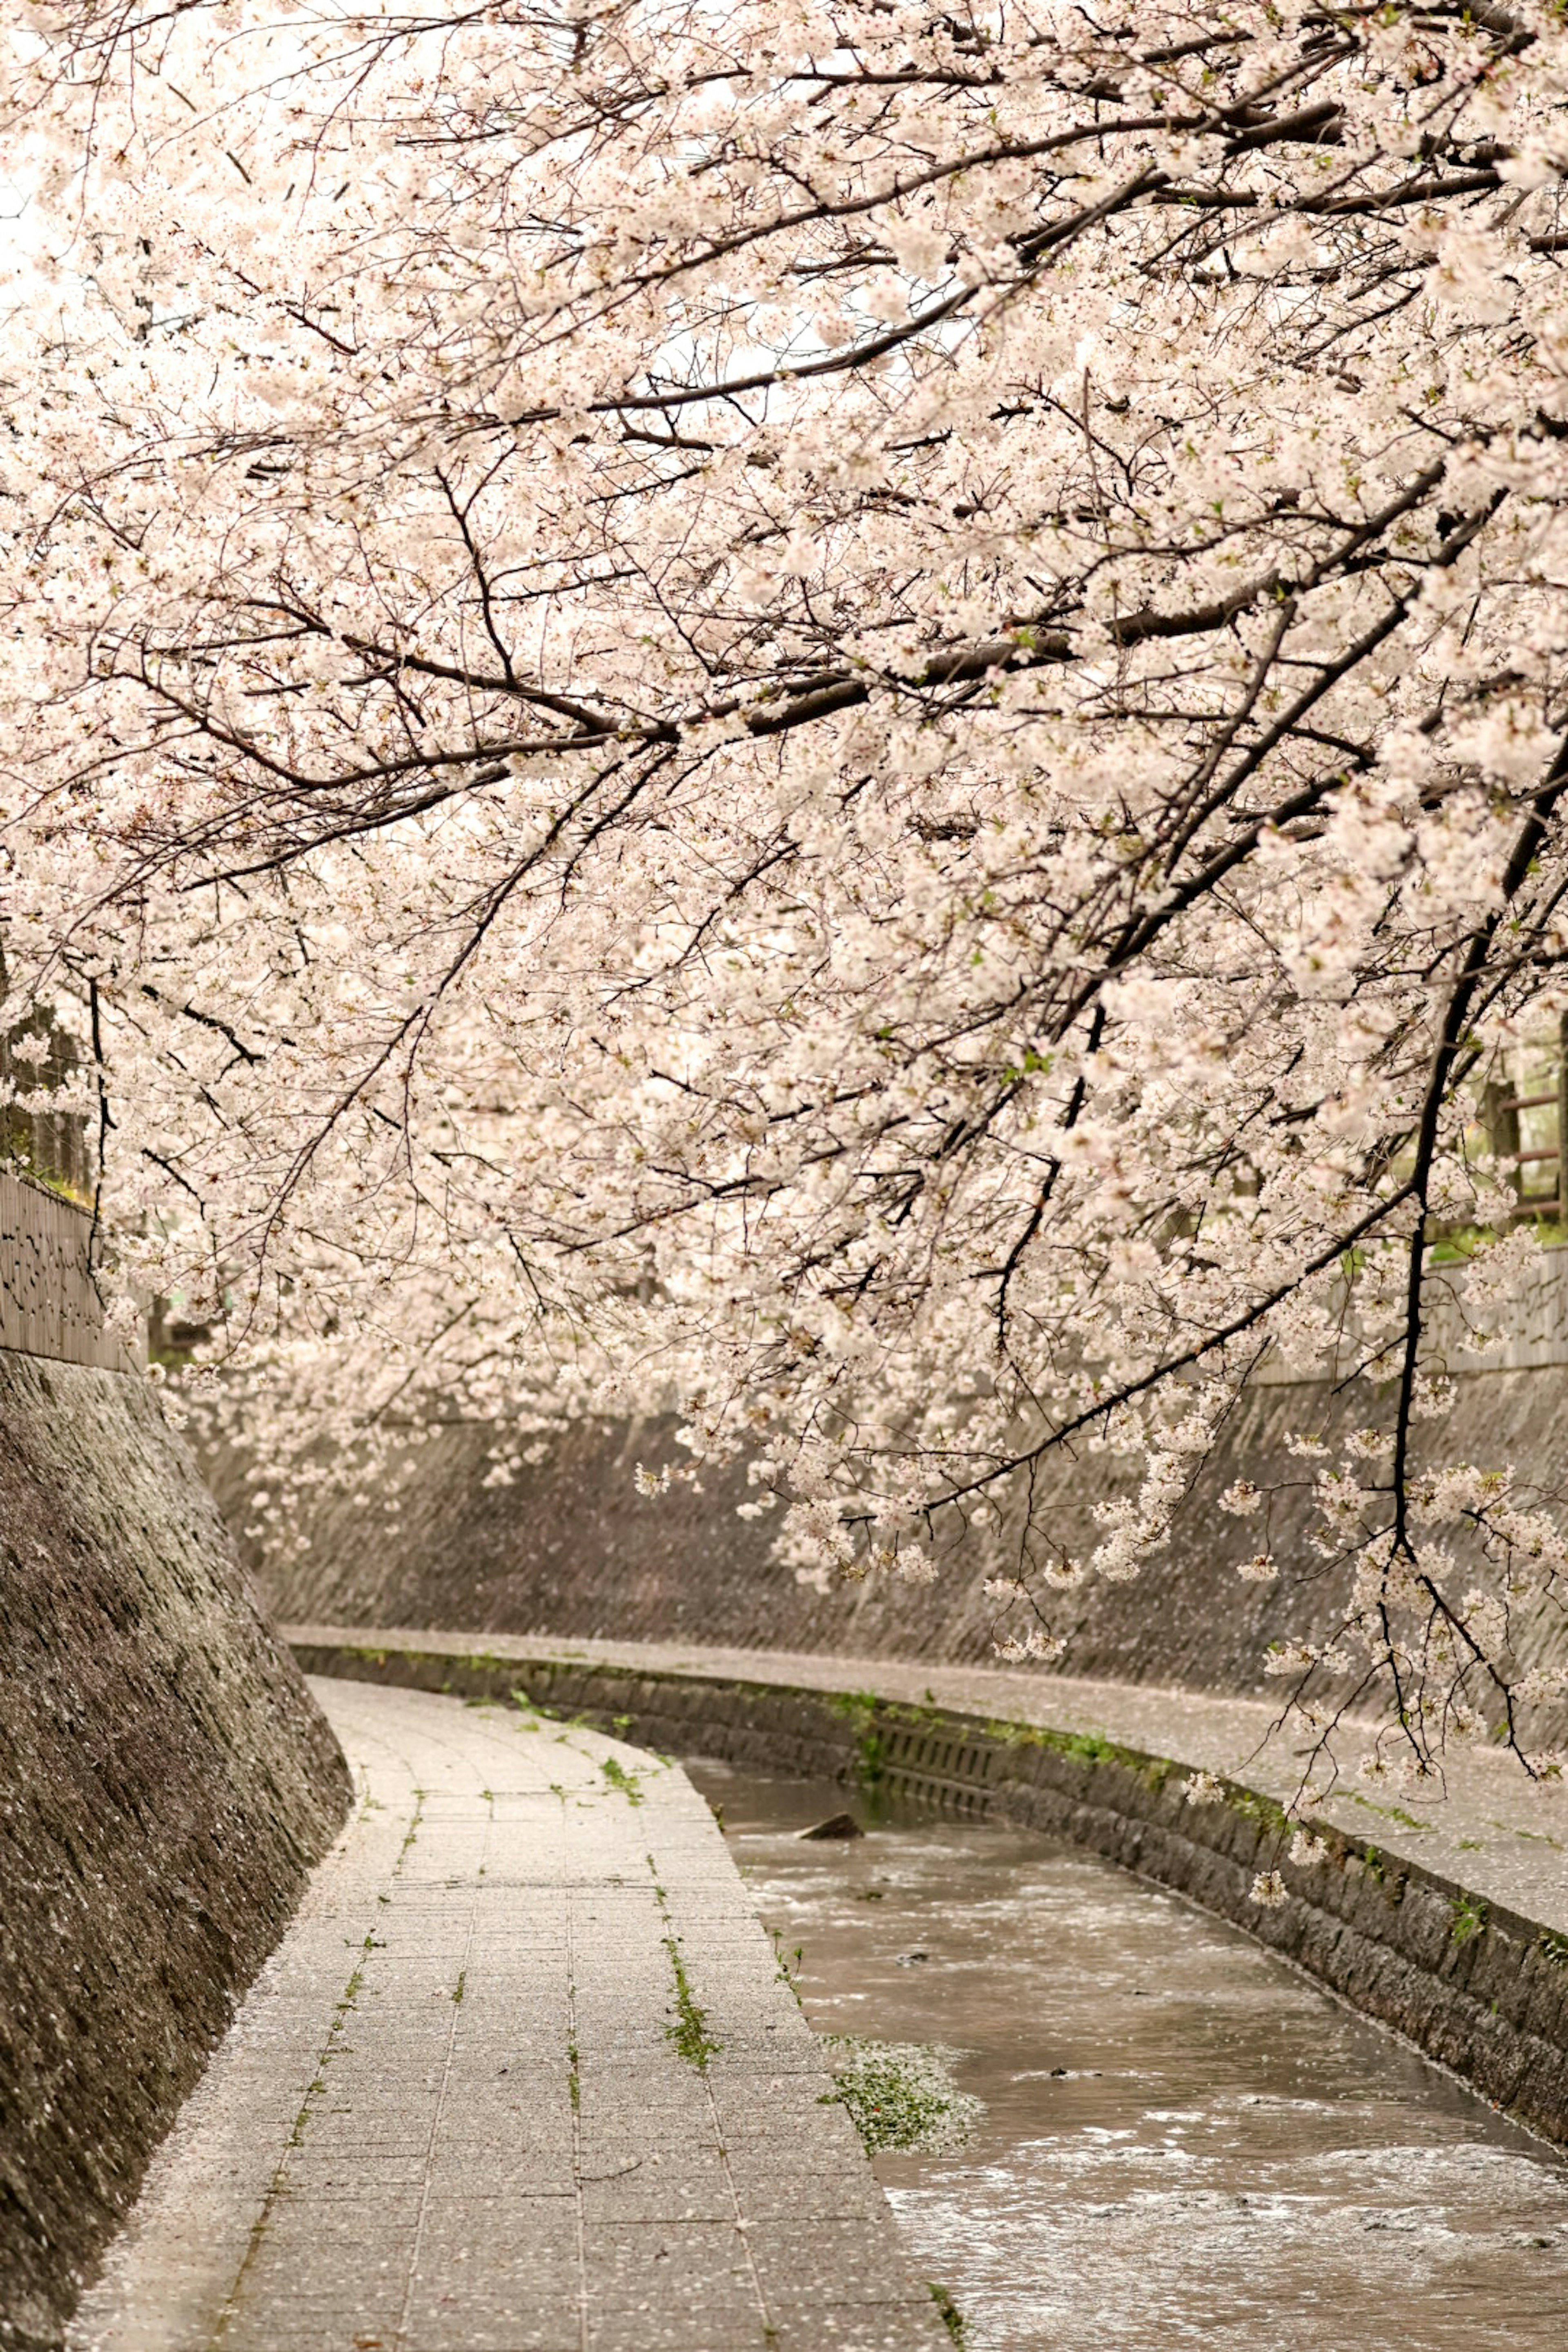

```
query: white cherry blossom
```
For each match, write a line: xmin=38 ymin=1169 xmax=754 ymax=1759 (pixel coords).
xmin=3 ymin=0 xmax=1568 ymax=1788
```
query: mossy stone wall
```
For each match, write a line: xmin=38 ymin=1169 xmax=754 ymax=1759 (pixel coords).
xmin=0 ymin=1355 xmax=351 ymax=2350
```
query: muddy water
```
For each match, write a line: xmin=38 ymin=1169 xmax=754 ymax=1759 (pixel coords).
xmin=684 ymin=1760 xmax=1568 ymax=2352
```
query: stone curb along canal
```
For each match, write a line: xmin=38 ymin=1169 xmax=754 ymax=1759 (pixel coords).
xmin=288 ymin=1634 xmax=1568 ymax=2152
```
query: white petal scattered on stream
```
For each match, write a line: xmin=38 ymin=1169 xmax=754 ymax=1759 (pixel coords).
xmin=689 ymin=1759 xmax=1568 ymax=2352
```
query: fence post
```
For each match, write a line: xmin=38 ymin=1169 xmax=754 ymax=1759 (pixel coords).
xmin=1484 ymin=1075 xmax=1521 ymax=1212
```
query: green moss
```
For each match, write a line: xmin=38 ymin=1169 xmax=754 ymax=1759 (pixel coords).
xmin=1026 ymin=1723 xmax=1170 ymax=1780
xmin=891 ymin=1701 xmax=951 ymax=1733
xmin=1227 ymin=1787 xmax=1294 ymax=1840
xmin=0 ymin=1154 xmax=92 ymax=1211
xmin=822 ymin=2036 xmax=982 ymax=2155
xmin=824 ymin=1691 xmax=889 ymax=1785
xmin=1451 ymin=1893 xmax=1489 ymax=1946
xmin=771 ymin=1929 xmax=804 ymax=2006
xmin=662 ymin=1933 xmax=718 ymax=2067
xmin=511 ymin=1688 xmax=600 ymax=1732
xmin=821 ymin=1689 xmax=1226 ymax=1826
xmin=396 ymin=1791 xmax=425 ymax=1868
xmin=599 ymin=1755 xmax=646 ymax=1806
xmin=648 ymin=1859 xmax=720 ymax=2069
xmin=928 ymin=2283 xmax=967 ymax=2346
xmin=1346 ymin=1791 xmax=1435 ymax=1835
xmin=977 ymin=1715 xmax=1042 ymax=1749
xmin=825 ymin=1690 xmax=885 ymax=1722
xmin=1040 ymin=1727 xmax=1125 ymax=1767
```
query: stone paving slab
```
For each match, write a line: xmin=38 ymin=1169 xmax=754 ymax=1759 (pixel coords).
xmin=283 ymin=1626 xmax=1568 ymax=1933
xmin=68 ymin=1679 xmax=949 ymax=2352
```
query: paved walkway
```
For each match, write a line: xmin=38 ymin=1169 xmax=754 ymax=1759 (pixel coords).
xmin=283 ymin=1627 xmax=1568 ymax=1934
xmin=69 ymin=1679 xmax=949 ymax=2352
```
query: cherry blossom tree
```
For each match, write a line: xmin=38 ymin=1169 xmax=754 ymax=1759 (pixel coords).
xmin=7 ymin=0 xmax=1568 ymax=1815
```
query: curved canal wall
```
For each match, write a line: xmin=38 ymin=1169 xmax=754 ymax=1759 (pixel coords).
xmin=0 ymin=1180 xmax=351 ymax=2352
xmin=290 ymin=1633 xmax=1568 ymax=2156
xmin=234 ymin=1261 xmax=1568 ymax=1703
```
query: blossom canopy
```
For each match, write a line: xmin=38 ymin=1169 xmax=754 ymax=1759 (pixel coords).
xmin=6 ymin=0 xmax=1568 ymax=1794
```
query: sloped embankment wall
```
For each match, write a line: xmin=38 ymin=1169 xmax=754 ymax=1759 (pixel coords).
xmin=237 ymin=1359 xmax=1568 ymax=1700
xmin=0 ymin=1200 xmax=351 ymax=2350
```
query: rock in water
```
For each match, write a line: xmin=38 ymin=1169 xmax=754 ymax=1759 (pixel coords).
xmin=798 ymin=1810 xmax=864 ymax=1841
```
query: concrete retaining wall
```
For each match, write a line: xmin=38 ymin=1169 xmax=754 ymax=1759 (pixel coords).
xmin=0 ymin=1180 xmax=352 ymax=2351
xmin=0 ymin=1175 xmax=134 ymax=1371
xmin=293 ymin=1639 xmax=1568 ymax=2154
xmin=237 ymin=1353 xmax=1568 ymax=1708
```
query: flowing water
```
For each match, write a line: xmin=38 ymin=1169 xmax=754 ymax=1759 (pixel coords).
xmin=683 ymin=1760 xmax=1568 ymax=2352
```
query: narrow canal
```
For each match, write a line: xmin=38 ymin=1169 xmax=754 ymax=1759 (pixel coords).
xmin=684 ymin=1760 xmax=1568 ymax=2351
